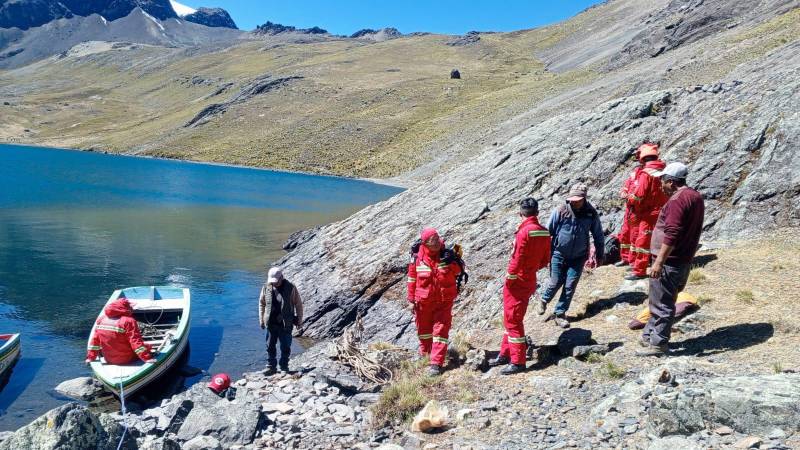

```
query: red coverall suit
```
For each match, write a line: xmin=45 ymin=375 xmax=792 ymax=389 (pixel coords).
xmin=498 ymin=216 xmax=550 ymax=365
xmin=86 ymin=298 xmax=154 ymax=364
xmin=618 ymin=167 xmax=641 ymax=263
xmin=628 ymin=160 xmax=668 ymax=276
xmin=407 ymin=242 xmax=462 ymax=367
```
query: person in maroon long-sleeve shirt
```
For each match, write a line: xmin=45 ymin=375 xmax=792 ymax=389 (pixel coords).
xmin=637 ymin=162 xmax=705 ymax=356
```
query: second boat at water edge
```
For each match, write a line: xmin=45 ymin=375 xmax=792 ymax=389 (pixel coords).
xmin=88 ymin=286 xmax=191 ymax=397
xmin=0 ymin=333 xmax=21 ymax=385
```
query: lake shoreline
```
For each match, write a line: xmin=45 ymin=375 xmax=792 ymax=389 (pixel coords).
xmin=0 ymin=142 xmax=412 ymax=190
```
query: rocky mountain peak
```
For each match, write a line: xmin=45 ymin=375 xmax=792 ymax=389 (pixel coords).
xmin=0 ymin=0 xmax=177 ymax=30
xmin=349 ymin=27 xmax=402 ymax=41
xmin=253 ymin=20 xmax=328 ymax=36
xmin=184 ymin=7 xmax=237 ymax=29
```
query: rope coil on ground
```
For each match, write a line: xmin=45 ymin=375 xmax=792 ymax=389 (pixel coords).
xmin=331 ymin=315 xmax=393 ymax=385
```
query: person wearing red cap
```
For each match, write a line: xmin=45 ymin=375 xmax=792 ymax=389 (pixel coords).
xmin=407 ymin=227 xmax=462 ymax=376
xmin=626 ymin=143 xmax=668 ymax=280
xmin=488 ymin=198 xmax=550 ymax=375
xmin=85 ymin=297 xmax=156 ymax=365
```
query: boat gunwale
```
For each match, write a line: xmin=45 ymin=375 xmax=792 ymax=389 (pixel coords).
xmin=0 ymin=333 xmax=20 ymax=359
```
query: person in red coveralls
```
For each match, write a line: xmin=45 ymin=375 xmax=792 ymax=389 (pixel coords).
xmin=616 ymin=148 xmax=644 ymax=267
xmin=626 ymin=143 xmax=668 ymax=280
xmin=407 ymin=228 xmax=462 ymax=376
xmin=488 ymin=198 xmax=551 ymax=375
xmin=85 ymin=296 xmax=156 ymax=365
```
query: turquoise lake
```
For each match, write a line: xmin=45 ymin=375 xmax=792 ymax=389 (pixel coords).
xmin=0 ymin=144 xmax=402 ymax=430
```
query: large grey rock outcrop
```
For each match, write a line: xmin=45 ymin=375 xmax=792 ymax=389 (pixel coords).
xmin=648 ymin=373 xmax=800 ymax=436
xmin=280 ymin=38 xmax=800 ymax=344
xmin=130 ymin=383 xmax=263 ymax=446
xmin=608 ymin=0 xmax=799 ymax=69
xmin=174 ymin=392 xmax=263 ymax=445
xmin=0 ymin=403 xmax=131 ymax=450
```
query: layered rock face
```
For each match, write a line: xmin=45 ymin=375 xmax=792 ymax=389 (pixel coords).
xmin=184 ymin=7 xmax=237 ymax=29
xmin=281 ymin=34 xmax=800 ymax=345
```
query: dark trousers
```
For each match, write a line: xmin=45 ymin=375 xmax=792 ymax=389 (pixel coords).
xmin=642 ymin=262 xmax=690 ymax=346
xmin=541 ymin=251 xmax=587 ymax=315
xmin=266 ymin=326 xmax=293 ymax=369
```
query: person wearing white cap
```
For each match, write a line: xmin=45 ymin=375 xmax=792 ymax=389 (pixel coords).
xmin=258 ymin=267 xmax=304 ymax=373
xmin=637 ymin=162 xmax=705 ymax=357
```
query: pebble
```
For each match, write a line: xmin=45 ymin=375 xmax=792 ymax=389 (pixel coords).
xmin=262 ymin=403 xmax=294 ymax=414
xmin=456 ymin=408 xmax=475 ymax=422
xmin=715 ymin=426 xmax=734 ymax=435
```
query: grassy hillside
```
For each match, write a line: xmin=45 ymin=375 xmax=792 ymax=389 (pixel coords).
xmin=0 ymin=2 xmax=797 ymax=179
xmin=0 ymin=30 xmax=595 ymax=178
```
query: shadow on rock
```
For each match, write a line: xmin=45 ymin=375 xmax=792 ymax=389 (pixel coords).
xmin=672 ymin=322 xmax=774 ymax=356
xmin=692 ymin=253 xmax=718 ymax=268
xmin=580 ymin=291 xmax=648 ymax=320
xmin=529 ymin=328 xmax=594 ymax=369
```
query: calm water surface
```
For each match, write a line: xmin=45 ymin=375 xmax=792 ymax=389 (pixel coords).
xmin=0 ymin=144 xmax=402 ymax=430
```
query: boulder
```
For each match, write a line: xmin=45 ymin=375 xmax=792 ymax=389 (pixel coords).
xmin=182 ymin=435 xmax=223 ymax=450
xmin=174 ymin=394 xmax=263 ymax=445
xmin=571 ymin=344 xmax=611 ymax=359
xmin=54 ymin=377 xmax=107 ymax=401
xmin=137 ymin=435 xmax=181 ymax=450
xmin=0 ymin=403 xmax=115 ymax=450
xmin=310 ymin=360 xmax=376 ymax=395
xmin=648 ymin=373 xmax=800 ymax=436
xmin=528 ymin=376 xmax=572 ymax=391
xmin=464 ymin=349 xmax=488 ymax=371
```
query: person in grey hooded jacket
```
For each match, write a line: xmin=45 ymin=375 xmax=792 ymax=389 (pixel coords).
xmin=535 ymin=183 xmax=604 ymax=328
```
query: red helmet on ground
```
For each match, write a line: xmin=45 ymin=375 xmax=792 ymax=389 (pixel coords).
xmin=638 ymin=143 xmax=660 ymax=161
xmin=208 ymin=373 xmax=231 ymax=393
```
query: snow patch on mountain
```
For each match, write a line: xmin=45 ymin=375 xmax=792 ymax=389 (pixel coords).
xmin=170 ymin=0 xmax=196 ymax=17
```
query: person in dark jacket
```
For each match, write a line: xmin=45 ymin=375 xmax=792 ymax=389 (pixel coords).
xmin=535 ymin=183 xmax=604 ymax=328
xmin=637 ymin=162 xmax=705 ymax=356
xmin=258 ymin=267 xmax=304 ymax=373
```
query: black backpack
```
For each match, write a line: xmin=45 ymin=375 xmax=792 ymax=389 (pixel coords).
xmin=603 ymin=234 xmax=621 ymax=266
xmin=409 ymin=239 xmax=469 ymax=292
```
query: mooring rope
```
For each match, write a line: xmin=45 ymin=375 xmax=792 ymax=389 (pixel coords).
xmin=116 ymin=375 xmax=129 ymax=450
xmin=331 ymin=315 xmax=393 ymax=384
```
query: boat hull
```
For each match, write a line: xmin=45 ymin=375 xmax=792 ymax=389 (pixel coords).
xmin=0 ymin=333 xmax=21 ymax=380
xmin=89 ymin=287 xmax=191 ymax=397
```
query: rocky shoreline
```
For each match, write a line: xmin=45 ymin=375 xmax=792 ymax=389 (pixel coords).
xmin=2 ymin=325 xmax=800 ymax=449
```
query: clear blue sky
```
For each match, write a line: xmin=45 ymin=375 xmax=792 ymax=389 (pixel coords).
xmin=180 ymin=1 xmax=605 ymax=34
